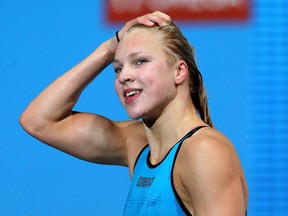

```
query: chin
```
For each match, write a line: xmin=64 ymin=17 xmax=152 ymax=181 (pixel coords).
xmin=127 ymin=112 xmax=143 ymax=120
xmin=126 ymin=108 xmax=145 ymax=120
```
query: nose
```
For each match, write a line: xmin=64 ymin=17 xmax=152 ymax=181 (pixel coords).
xmin=118 ymin=68 xmax=135 ymax=85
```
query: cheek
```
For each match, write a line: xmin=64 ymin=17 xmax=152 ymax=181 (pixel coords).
xmin=155 ymin=74 xmax=176 ymax=101
xmin=114 ymin=80 xmax=123 ymax=100
xmin=145 ymin=76 xmax=174 ymax=102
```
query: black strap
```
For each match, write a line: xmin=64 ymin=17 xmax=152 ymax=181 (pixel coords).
xmin=171 ymin=125 xmax=207 ymax=216
xmin=178 ymin=126 xmax=207 ymax=144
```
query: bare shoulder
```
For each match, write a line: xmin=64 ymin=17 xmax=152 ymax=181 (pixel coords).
xmin=176 ymin=127 xmax=248 ymax=214
xmin=178 ymin=127 xmax=245 ymax=184
xmin=115 ymin=120 xmax=148 ymax=175
xmin=180 ymin=127 xmax=240 ymax=169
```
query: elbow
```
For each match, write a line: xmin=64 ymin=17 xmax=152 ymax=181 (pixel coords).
xmin=19 ymin=110 xmax=34 ymax=135
xmin=19 ymin=110 xmax=43 ymax=138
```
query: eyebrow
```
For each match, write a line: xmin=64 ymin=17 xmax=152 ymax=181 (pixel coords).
xmin=113 ymin=51 xmax=146 ymax=65
xmin=113 ymin=58 xmax=121 ymax=65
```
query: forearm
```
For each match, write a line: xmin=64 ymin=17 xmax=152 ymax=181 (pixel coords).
xmin=19 ymin=11 xmax=170 ymax=163
xmin=20 ymin=39 xmax=116 ymax=131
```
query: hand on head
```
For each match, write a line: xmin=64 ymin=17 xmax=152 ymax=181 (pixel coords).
xmin=110 ymin=11 xmax=171 ymax=50
xmin=128 ymin=11 xmax=171 ymax=28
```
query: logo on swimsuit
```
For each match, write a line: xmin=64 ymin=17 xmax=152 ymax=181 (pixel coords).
xmin=137 ymin=176 xmax=155 ymax=187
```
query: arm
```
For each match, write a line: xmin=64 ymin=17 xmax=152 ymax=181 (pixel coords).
xmin=179 ymin=130 xmax=248 ymax=215
xmin=19 ymin=39 xmax=128 ymax=165
xmin=19 ymin=11 xmax=170 ymax=166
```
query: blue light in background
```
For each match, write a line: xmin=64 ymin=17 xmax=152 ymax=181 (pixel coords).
xmin=0 ymin=0 xmax=287 ymax=215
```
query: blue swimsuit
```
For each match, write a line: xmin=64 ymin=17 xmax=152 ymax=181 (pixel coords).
xmin=123 ymin=126 xmax=206 ymax=215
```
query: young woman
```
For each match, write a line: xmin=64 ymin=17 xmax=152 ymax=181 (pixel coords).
xmin=20 ymin=11 xmax=248 ymax=215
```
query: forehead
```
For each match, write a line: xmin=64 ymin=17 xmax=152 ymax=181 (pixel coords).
xmin=116 ymin=29 xmax=165 ymax=57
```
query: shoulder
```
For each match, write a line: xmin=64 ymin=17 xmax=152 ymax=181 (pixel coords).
xmin=115 ymin=120 xmax=148 ymax=174
xmin=175 ymin=127 xmax=247 ymax=213
xmin=177 ymin=127 xmax=243 ymax=185
xmin=179 ymin=127 xmax=238 ymax=170
xmin=115 ymin=120 xmax=147 ymax=146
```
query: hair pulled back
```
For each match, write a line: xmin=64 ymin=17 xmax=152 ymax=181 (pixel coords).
xmin=128 ymin=22 xmax=213 ymax=127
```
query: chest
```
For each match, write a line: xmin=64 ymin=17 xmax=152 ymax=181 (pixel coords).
xmin=123 ymin=145 xmax=189 ymax=215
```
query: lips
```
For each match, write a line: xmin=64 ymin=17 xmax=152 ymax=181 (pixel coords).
xmin=125 ymin=90 xmax=140 ymax=97
xmin=123 ymin=88 xmax=142 ymax=103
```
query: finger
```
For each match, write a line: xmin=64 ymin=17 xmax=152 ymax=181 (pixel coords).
xmin=116 ymin=11 xmax=171 ymax=42
xmin=152 ymin=11 xmax=171 ymax=22
xmin=136 ymin=13 xmax=169 ymax=26
xmin=135 ymin=15 xmax=156 ymax=26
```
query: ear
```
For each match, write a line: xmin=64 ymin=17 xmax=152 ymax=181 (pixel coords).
xmin=174 ymin=60 xmax=189 ymax=85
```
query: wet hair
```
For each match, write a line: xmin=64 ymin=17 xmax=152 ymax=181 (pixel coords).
xmin=128 ymin=22 xmax=213 ymax=127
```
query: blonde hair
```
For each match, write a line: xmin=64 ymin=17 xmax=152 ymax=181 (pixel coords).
xmin=128 ymin=22 xmax=213 ymax=127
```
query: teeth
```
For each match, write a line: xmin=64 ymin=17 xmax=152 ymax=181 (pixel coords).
xmin=126 ymin=90 xmax=140 ymax=97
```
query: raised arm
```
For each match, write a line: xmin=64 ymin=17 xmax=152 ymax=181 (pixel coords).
xmin=19 ymin=11 xmax=170 ymax=167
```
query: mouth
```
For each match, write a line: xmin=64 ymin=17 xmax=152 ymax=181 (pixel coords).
xmin=125 ymin=90 xmax=141 ymax=98
xmin=123 ymin=89 xmax=142 ymax=103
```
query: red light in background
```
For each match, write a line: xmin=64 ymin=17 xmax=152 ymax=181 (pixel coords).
xmin=106 ymin=0 xmax=250 ymax=23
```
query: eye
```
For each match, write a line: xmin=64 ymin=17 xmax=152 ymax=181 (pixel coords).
xmin=114 ymin=66 xmax=122 ymax=74
xmin=136 ymin=58 xmax=147 ymax=66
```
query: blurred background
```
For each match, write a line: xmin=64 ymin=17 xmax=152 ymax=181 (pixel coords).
xmin=0 ymin=0 xmax=287 ymax=215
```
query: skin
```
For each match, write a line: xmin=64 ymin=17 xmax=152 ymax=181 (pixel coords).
xmin=114 ymin=29 xmax=178 ymax=121
xmin=19 ymin=11 xmax=248 ymax=215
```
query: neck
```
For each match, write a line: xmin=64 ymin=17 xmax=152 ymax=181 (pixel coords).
xmin=143 ymin=98 xmax=205 ymax=164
